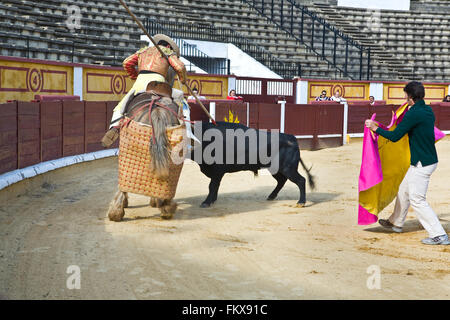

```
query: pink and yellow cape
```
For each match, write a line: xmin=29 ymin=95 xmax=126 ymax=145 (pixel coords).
xmin=358 ymin=103 xmax=445 ymax=225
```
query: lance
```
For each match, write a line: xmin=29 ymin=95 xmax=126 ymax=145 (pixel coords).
xmin=118 ymin=0 xmax=217 ymax=125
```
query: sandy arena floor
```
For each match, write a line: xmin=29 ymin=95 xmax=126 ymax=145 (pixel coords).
xmin=0 ymin=138 xmax=449 ymax=300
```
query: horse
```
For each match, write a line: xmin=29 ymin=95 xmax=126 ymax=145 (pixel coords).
xmin=107 ymin=81 xmax=184 ymax=222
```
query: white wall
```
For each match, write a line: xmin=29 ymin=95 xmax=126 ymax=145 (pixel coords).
xmin=73 ymin=67 xmax=83 ymax=100
xmin=227 ymin=44 xmax=282 ymax=79
xmin=182 ymin=40 xmax=228 ymax=59
xmin=140 ymin=36 xmax=280 ymax=78
xmin=369 ymin=82 xmax=384 ymax=100
xmin=180 ymin=57 xmax=207 ymax=74
xmin=184 ymin=39 xmax=282 ymax=79
xmin=296 ymin=79 xmax=309 ymax=104
xmin=337 ymin=0 xmax=410 ymax=10
xmin=228 ymin=77 xmax=236 ymax=93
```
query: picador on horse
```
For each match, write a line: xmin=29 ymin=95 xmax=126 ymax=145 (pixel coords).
xmin=102 ymin=34 xmax=190 ymax=222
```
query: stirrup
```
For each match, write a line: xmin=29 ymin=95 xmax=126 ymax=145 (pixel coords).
xmin=101 ymin=127 xmax=120 ymax=148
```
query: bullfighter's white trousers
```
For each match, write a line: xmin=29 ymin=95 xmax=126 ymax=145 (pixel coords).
xmin=389 ymin=162 xmax=446 ymax=238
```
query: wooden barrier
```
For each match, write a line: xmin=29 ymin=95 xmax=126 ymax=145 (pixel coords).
xmin=212 ymin=101 xmax=344 ymax=150
xmin=347 ymin=104 xmax=371 ymax=134
xmin=63 ymin=101 xmax=85 ymax=157
xmin=439 ymin=104 xmax=450 ymax=130
xmin=41 ymin=101 xmax=62 ymax=162
xmin=0 ymin=100 xmax=119 ymax=175
xmin=1 ymin=100 xmax=449 ymax=175
xmin=188 ymin=100 xmax=247 ymax=124
xmin=431 ymin=102 xmax=450 ymax=130
xmin=373 ymin=104 xmax=397 ymax=128
xmin=18 ymin=102 xmax=40 ymax=169
xmin=0 ymin=102 xmax=18 ymax=174
xmin=189 ymin=102 xmax=210 ymax=122
xmin=35 ymin=95 xmax=80 ymax=102
xmin=214 ymin=101 xmax=247 ymax=125
xmin=347 ymin=104 xmax=396 ymax=134
xmin=253 ymin=103 xmax=281 ymax=130
xmin=285 ymin=103 xmax=344 ymax=150
xmin=85 ymin=101 xmax=107 ymax=153
xmin=285 ymin=104 xmax=316 ymax=136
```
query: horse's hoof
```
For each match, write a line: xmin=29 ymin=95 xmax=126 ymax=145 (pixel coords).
xmin=267 ymin=196 xmax=275 ymax=201
xmin=200 ymin=202 xmax=211 ymax=208
xmin=296 ymin=202 xmax=306 ymax=208
xmin=163 ymin=201 xmax=177 ymax=213
xmin=160 ymin=213 xmax=173 ymax=220
xmin=108 ymin=207 xmax=125 ymax=222
xmin=150 ymin=198 xmax=164 ymax=208
xmin=123 ymin=197 xmax=128 ymax=208
xmin=107 ymin=191 xmax=126 ymax=221
xmin=160 ymin=200 xmax=177 ymax=219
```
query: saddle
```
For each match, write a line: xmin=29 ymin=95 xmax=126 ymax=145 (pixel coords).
xmin=123 ymin=92 xmax=179 ymax=120
xmin=145 ymin=81 xmax=172 ymax=97
xmin=101 ymin=83 xmax=177 ymax=148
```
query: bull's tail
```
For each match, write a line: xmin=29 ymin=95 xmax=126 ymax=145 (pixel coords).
xmin=299 ymin=156 xmax=316 ymax=190
xmin=150 ymin=108 xmax=171 ymax=180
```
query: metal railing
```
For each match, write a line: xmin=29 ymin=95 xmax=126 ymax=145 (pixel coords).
xmin=244 ymin=0 xmax=372 ymax=80
xmin=0 ymin=31 xmax=141 ymax=66
xmin=1 ymin=30 xmax=228 ymax=73
xmin=140 ymin=19 xmax=230 ymax=74
xmin=235 ymin=76 xmax=296 ymax=103
xmin=145 ymin=17 xmax=301 ymax=79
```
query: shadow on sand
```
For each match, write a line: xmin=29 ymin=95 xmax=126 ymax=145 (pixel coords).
xmin=120 ymin=185 xmax=340 ymax=221
xmin=363 ymin=215 xmax=450 ymax=234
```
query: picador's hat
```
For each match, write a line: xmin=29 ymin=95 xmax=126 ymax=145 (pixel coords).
xmin=153 ymin=34 xmax=180 ymax=57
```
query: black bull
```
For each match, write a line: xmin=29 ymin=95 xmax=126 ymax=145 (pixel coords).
xmin=188 ymin=121 xmax=315 ymax=208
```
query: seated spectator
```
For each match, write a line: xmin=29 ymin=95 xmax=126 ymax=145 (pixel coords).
xmin=227 ymin=89 xmax=244 ymax=101
xmin=369 ymin=96 xmax=375 ymax=105
xmin=443 ymin=95 xmax=450 ymax=102
xmin=187 ymin=87 xmax=206 ymax=100
xmin=315 ymin=90 xmax=330 ymax=101
xmin=330 ymin=90 xmax=347 ymax=103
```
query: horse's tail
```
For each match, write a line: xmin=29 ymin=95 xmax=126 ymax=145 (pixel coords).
xmin=299 ymin=156 xmax=316 ymax=190
xmin=150 ymin=108 xmax=172 ymax=180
